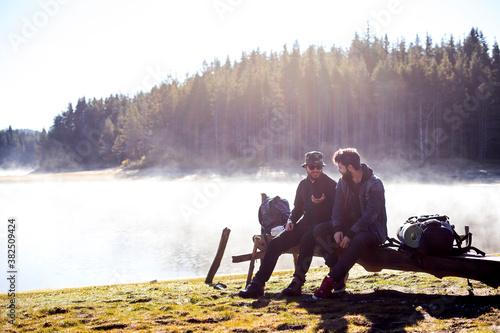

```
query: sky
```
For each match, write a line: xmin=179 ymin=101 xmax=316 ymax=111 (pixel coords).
xmin=1 ymin=0 xmax=500 ymax=131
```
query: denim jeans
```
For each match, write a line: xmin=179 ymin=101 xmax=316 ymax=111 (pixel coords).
xmin=253 ymin=221 xmax=316 ymax=285
xmin=313 ymin=222 xmax=379 ymax=283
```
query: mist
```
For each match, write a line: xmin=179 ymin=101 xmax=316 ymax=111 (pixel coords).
xmin=0 ymin=167 xmax=36 ymax=177
xmin=1 ymin=170 xmax=499 ymax=292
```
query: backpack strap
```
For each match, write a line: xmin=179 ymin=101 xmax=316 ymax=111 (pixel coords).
xmin=379 ymin=237 xmax=402 ymax=249
xmin=450 ymin=226 xmax=486 ymax=257
xmin=449 ymin=246 xmax=485 ymax=256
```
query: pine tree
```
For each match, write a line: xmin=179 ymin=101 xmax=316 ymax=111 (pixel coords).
xmin=36 ymin=29 xmax=500 ymax=169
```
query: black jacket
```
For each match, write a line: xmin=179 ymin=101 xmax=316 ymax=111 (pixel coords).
xmin=289 ymin=172 xmax=336 ymax=225
xmin=331 ymin=164 xmax=387 ymax=244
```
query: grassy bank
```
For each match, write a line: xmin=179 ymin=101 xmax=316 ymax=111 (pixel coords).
xmin=1 ymin=265 xmax=499 ymax=332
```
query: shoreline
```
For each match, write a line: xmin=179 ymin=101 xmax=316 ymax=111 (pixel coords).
xmin=2 ymin=161 xmax=500 ymax=184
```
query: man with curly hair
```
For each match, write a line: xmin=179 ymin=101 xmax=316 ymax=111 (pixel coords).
xmin=312 ymin=148 xmax=387 ymax=299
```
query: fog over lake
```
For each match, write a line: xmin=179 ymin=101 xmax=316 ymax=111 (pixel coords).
xmin=1 ymin=169 xmax=499 ymax=292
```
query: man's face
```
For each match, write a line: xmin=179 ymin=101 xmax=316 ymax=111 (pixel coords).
xmin=337 ymin=162 xmax=353 ymax=181
xmin=306 ymin=164 xmax=323 ymax=180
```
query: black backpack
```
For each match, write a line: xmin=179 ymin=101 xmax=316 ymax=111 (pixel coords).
xmin=396 ymin=214 xmax=485 ymax=256
xmin=258 ymin=194 xmax=291 ymax=235
xmin=418 ymin=216 xmax=455 ymax=255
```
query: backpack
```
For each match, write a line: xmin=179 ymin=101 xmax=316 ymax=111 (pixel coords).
xmin=398 ymin=215 xmax=454 ymax=255
xmin=396 ymin=214 xmax=485 ymax=256
xmin=258 ymin=194 xmax=291 ymax=236
xmin=419 ymin=217 xmax=456 ymax=256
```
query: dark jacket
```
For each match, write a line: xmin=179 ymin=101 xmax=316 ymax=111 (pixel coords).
xmin=331 ymin=164 xmax=387 ymax=244
xmin=289 ymin=172 xmax=336 ymax=225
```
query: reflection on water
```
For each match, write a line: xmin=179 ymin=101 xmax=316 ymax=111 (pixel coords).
xmin=0 ymin=172 xmax=499 ymax=292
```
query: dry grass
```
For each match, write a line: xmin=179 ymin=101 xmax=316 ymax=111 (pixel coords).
xmin=1 ymin=265 xmax=499 ymax=332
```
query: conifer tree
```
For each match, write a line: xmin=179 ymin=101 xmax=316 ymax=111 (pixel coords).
xmin=34 ymin=28 xmax=500 ymax=170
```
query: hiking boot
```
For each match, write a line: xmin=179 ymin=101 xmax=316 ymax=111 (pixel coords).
xmin=333 ymin=272 xmax=349 ymax=294
xmin=312 ymin=276 xmax=338 ymax=300
xmin=282 ymin=278 xmax=303 ymax=296
xmin=238 ymin=282 xmax=264 ymax=299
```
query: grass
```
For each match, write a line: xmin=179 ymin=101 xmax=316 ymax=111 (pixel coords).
xmin=1 ymin=265 xmax=499 ymax=332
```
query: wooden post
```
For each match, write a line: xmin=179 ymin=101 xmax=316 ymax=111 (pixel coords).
xmin=205 ymin=227 xmax=231 ymax=285
xmin=464 ymin=225 xmax=471 ymax=247
xmin=246 ymin=235 xmax=261 ymax=287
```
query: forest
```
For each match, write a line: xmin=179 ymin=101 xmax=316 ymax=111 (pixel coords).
xmin=0 ymin=127 xmax=39 ymax=168
xmin=16 ymin=28 xmax=500 ymax=171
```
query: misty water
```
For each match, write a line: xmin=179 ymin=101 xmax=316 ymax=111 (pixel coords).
xmin=1 ymin=169 xmax=500 ymax=292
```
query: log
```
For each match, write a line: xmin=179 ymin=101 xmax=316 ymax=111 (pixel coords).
xmin=357 ymin=247 xmax=500 ymax=288
xmin=205 ymin=227 xmax=231 ymax=285
xmin=232 ymin=243 xmax=500 ymax=288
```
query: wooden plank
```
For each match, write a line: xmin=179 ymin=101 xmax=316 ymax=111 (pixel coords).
xmin=205 ymin=227 xmax=231 ymax=284
xmin=232 ymin=245 xmax=320 ymax=263
xmin=233 ymin=252 xmax=263 ymax=263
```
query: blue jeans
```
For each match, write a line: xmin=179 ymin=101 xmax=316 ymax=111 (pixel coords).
xmin=313 ymin=222 xmax=379 ymax=282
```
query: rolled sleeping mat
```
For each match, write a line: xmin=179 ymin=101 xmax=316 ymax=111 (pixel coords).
xmin=397 ymin=223 xmax=424 ymax=248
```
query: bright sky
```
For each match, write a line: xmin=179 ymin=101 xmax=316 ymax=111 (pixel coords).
xmin=1 ymin=0 xmax=499 ymax=131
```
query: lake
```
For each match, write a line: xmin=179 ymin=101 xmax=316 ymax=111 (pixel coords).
xmin=1 ymin=169 xmax=499 ymax=292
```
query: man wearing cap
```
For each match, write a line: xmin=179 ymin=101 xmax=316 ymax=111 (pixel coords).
xmin=239 ymin=151 xmax=337 ymax=298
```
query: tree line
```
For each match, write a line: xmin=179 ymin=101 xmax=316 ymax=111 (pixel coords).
xmin=0 ymin=127 xmax=39 ymax=168
xmin=33 ymin=27 xmax=500 ymax=171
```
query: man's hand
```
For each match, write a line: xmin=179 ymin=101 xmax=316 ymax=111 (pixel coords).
xmin=334 ymin=231 xmax=343 ymax=244
xmin=285 ymin=222 xmax=294 ymax=232
xmin=311 ymin=193 xmax=325 ymax=204
xmin=339 ymin=236 xmax=351 ymax=249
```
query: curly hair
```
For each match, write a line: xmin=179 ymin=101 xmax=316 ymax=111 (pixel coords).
xmin=333 ymin=148 xmax=361 ymax=170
